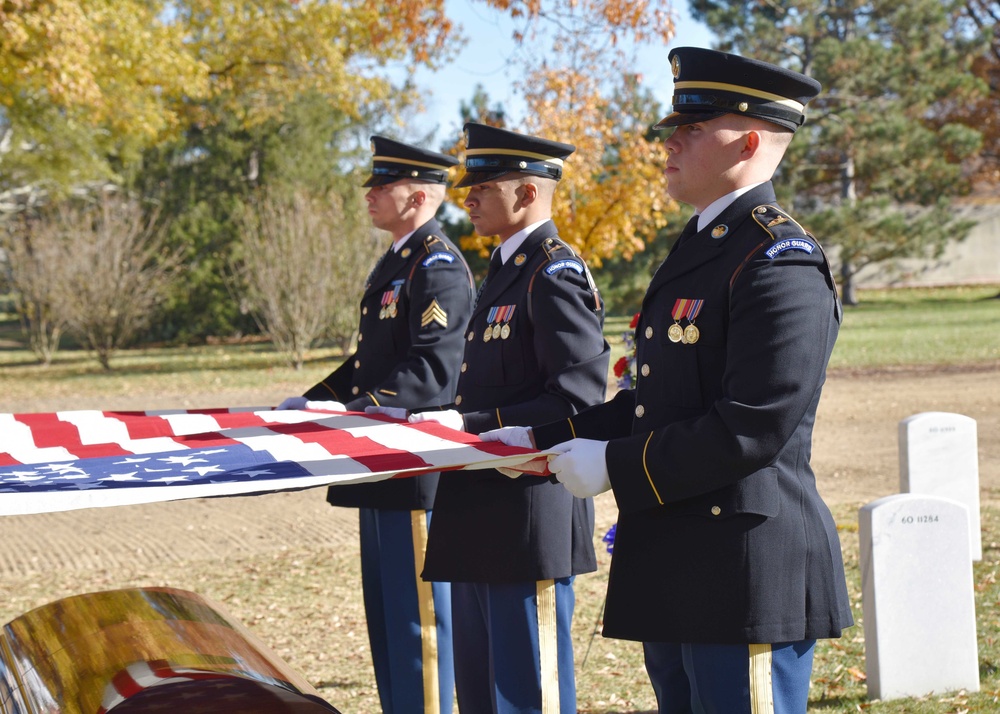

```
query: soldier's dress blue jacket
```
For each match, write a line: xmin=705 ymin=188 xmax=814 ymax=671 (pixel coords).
xmin=303 ymin=217 xmax=473 ymax=714
xmin=533 ymin=183 xmax=854 ymax=645
xmin=421 ymin=220 xmax=609 ymax=584
xmin=305 ymin=218 xmax=473 ymax=510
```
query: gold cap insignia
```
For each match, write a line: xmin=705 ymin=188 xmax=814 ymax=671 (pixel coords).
xmin=671 ymin=55 xmax=681 ymax=78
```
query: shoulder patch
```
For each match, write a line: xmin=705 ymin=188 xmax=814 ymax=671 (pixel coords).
xmin=422 ymin=252 xmax=456 ymax=267
xmin=765 ymin=237 xmax=816 ymax=259
xmin=544 ymin=259 xmax=584 ymax=276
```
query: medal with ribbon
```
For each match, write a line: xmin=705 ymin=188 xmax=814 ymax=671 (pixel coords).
xmin=499 ymin=305 xmax=516 ymax=339
xmin=484 ymin=306 xmax=499 ymax=342
xmin=380 ymin=283 xmax=402 ymax=319
xmin=669 ymin=298 xmax=704 ymax=344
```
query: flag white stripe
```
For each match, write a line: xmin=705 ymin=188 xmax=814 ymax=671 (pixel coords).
xmin=226 ymin=427 xmax=369 ymax=465
xmin=157 ymin=412 xmax=224 ymax=436
xmin=57 ymin=410 xmax=187 ymax=454
xmin=0 ymin=414 xmax=80 ymax=463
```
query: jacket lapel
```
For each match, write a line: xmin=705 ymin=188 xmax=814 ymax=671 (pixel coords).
xmin=470 ymin=221 xmax=557 ymax=322
xmin=645 ymin=184 xmax=777 ymax=297
xmin=362 ymin=220 xmax=439 ymax=298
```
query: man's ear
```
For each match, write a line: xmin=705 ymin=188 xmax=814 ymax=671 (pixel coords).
xmin=410 ymin=189 xmax=426 ymax=207
xmin=742 ymin=130 xmax=761 ymax=159
xmin=519 ymin=181 xmax=538 ymax=207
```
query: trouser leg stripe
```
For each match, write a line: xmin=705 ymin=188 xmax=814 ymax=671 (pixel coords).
xmin=748 ymin=643 xmax=774 ymax=714
xmin=411 ymin=510 xmax=440 ymax=714
xmin=536 ymin=579 xmax=560 ymax=714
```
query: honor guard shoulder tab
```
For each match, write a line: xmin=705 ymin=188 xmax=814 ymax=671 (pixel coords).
xmin=528 ymin=237 xmax=602 ymax=316
xmin=420 ymin=234 xmax=457 ymax=267
xmin=751 ymin=205 xmax=817 ymax=258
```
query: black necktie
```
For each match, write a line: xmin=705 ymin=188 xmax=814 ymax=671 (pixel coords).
xmin=473 ymin=250 xmax=503 ymax=309
xmin=670 ymin=215 xmax=700 ymax=255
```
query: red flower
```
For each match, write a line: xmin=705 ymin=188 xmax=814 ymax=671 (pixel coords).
xmin=629 ymin=312 xmax=640 ymax=329
xmin=613 ymin=355 xmax=628 ymax=378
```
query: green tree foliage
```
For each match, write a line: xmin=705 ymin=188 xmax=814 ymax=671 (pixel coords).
xmin=690 ymin=0 xmax=988 ymax=304
xmin=128 ymin=94 xmax=378 ymax=342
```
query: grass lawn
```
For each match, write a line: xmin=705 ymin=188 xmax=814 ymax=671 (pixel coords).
xmin=603 ymin=284 xmax=1000 ymax=373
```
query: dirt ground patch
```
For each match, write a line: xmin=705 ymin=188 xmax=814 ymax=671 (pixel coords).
xmin=1 ymin=365 xmax=996 ymax=578
xmin=0 ymin=366 xmax=996 ymax=711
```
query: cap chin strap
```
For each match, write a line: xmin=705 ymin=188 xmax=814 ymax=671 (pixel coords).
xmin=464 ymin=157 xmax=562 ymax=181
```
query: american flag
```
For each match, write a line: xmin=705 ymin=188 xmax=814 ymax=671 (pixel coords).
xmin=0 ymin=408 xmax=547 ymax=516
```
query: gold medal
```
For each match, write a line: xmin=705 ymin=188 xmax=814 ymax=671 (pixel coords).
xmin=500 ymin=324 xmax=511 ymax=340
xmin=684 ymin=323 xmax=700 ymax=344
xmin=668 ymin=323 xmax=684 ymax=343
xmin=379 ymin=307 xmax=387 ymax=320
xmin=389 ymin=303 xmax=397 ymax=318
xmin=483 ymin=327 xmax=492 ymax=343
xmin=492 ymin=324 xmax=502 ymax=340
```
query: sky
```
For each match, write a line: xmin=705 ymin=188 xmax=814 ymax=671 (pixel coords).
xmin=396 ymin=0 xmax=715 ymax=143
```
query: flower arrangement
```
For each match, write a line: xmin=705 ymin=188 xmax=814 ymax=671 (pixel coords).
xmin=602 ymin=523 xmax=616 ymax=554
xmin=612 ymin=312 xmax=641 ymax=391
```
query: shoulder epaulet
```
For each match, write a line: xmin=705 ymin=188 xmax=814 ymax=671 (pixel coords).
xmin=751 ymin=205 xmax=817 ymax=259
xmin=419 ymin=234 xmax=457 ymax=268
xmin=735 ymin=204 xmax=840 ymax=321
xmin=528 ymin=236 xmax=602 ymax=315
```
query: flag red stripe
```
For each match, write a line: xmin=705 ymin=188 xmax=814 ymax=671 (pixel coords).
xmin=267 ymin=421 xmax=432 ymax=472
xmin=12 ymin=413 xmax=133 ymax=458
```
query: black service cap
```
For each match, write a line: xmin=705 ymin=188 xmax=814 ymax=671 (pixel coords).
xmin=654 ymin=47 xmax=821 ymax=133
xmin=454 ymin=123 xmax=575 ymax=188
xmin=363 ymin=136 xmax=459 ymax=187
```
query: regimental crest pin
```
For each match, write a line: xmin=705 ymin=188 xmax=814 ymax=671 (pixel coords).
xmin=711 ymin=224 xmax=729 ymax=239
xmin=514 ymin=253 xmax=527 ymax=266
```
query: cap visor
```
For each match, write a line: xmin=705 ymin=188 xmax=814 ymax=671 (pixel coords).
xmin=453 ymin=169 xmax=513 ymax=189
xmin=652 ymin=110 xmax=725 ymax=130
xmin=362 ymin=174 xmax=404 ymax=188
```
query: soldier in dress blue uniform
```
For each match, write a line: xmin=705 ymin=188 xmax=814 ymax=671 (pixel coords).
xmin=277 ymin=137 xmax=474 ymax=714
xmin=483 ymin=49 xmax=855 ymax=713
xmin=373 ymin=123 xmax=610 ymax=714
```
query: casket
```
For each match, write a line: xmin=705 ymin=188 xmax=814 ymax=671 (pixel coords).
xmin=0 ymin=587 xmax=341 ymax=714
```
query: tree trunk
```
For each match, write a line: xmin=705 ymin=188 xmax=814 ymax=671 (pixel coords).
xmin=840 ymin=151 xmax=858 ymax=306
xmin=841 ymin=260 xmax=859 ymax=307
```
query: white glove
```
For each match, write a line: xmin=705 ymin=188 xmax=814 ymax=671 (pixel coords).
xmin=276 ymin=396 xmax=308 ymax=410
xmin=365 ymin=406 xmax=409 ymax=420
xmin=408 ymin=409 xmax=465 ymax=432
xmin=479 ymin=426 xmax=535 ymax=450
xmin=548 ymin=439 xmax=611 ymax=498
xmin=304 ymin=400 xmax=346 ymax=412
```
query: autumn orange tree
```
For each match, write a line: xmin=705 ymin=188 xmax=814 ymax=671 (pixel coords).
xmin=449 ymin=0 xmax=680 ymax=267
xmin=0 ymin=0 xmax=456 ymax=191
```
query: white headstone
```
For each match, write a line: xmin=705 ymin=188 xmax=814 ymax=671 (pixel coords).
xmin=899 ymin=412 xmax=981 ymax=560
xmin=859 ymin=494 xmax=980 ymax=701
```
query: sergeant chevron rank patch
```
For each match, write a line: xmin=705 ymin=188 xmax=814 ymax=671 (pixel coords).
xmin=421 ymin=299 xmax=448 ymax=328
